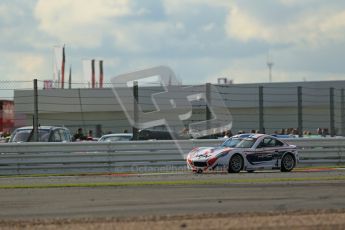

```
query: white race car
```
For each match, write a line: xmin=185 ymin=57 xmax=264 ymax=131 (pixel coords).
xmin=187 ymin=134 xmax=298 ymax=173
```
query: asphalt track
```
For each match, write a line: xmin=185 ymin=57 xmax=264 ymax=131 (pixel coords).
xmin=0 ymin=168 xmax=345 ymax=220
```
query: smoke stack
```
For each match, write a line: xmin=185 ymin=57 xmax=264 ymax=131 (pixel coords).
xmin=61 ymin=45 xmax=65 ymax=89
xmin=68 ymin=66 xmax=72 ymax=89
xmin=99 ymin=60 xmax=103 ymax=88
xmin=91 ymin=59 xmax=95 ymax=88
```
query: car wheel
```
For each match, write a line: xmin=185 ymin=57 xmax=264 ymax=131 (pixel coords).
xmin=281 ymin=153 xmax=295 ymax=172
xmin=194 ymin=169 xmax=203 ymax=174
xmin=228 ymin=154 xmax=243 ymax=173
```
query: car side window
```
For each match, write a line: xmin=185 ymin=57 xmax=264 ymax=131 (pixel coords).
xmin=59 ymin=129 xmax=66 ymax=141
xmin=257 ymin=140 xmax=265 ymax=148
xmin=275 ymin=139 xmax=284 ymax=146
xmin=59 ymin=129 xmax=68 ymax=142
xmin=53 ymin=130 xmax=62 ymax=142
xmin=257 ymin=137 xmax=285 ymax=149
xmin=265 ymin=138 xmax=276 ymax=147
xmin=258 ymin=138 xmax=275 ymax=148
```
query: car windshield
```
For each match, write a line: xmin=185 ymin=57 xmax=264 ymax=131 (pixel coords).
xmin=234 ymin=138 xmax=257 ymax=148
xmin=221 ymin=138 xmax=242 ymax=147
xmin=11 ymin=129 xmax=50 ymax=142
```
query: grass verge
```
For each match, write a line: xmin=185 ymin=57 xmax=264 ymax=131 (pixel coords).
xmin=1 ymin=175 xmax=345 ymax=189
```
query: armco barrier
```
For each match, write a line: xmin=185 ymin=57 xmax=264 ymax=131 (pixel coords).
xmin=0 ymin=138 xmax=344 ymax=175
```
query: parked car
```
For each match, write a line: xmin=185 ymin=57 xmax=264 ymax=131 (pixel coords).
xmin=98 ymin=133 xmax=133 ymax=142
xmin=187 ymin=133 xmax=298 ymax=173
xmin=138 ymin=129 xmax=189 ymax=140
xmin=9 ymin=126 xmax=72 ymax=143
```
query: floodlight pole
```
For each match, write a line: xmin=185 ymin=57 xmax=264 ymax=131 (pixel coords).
xmin=297 ymin=86 xmax=303 ymax=137
xmin=341 ymin=89 xmax=345 ymax=136
xmin=267 ymin=62 xmax=273 ymax=83
xmin=259 ymin=86 xmax=264 ymax=134
xmin=132 ymin=81 xmax=139 ymax=140
xmin=206 ymin=83 xmax=212 ymax=134
xmin=33 ymin=79 xmax=39 ymax=141
xmin=330 ymin=87 xmax=335 ymax=137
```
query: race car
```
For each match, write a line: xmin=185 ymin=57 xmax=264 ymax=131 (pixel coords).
xmin=186 ymin=133 xmax=298 ymax=173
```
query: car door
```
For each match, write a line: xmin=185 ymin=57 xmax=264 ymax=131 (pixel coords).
xmin=247 ymin=137 xmax=276 ymax=168
xmin=269 ymin=138 xmax=286 ymax=167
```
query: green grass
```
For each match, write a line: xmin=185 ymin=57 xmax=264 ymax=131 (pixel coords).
xmin=0 ymin=166 xmax=343 ymax=179
xmin=1 ymin=175 xmax=345 ymax=189
xmin=0 ymin=172 xmax=134 ymax=178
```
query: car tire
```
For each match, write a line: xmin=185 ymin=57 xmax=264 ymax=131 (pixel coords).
xmin=281 ymin=153 xmax=295 ymax=172
xmin=194 ymin=169 xmax=203 ymax=174
xmin=228 ymin=154 xmax=243 ymax=173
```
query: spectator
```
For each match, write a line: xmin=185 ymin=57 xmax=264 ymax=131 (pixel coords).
xmin=181 ymin=127 xmax=191 ymax=137
xmin=73 ymin=128 xmax=86 ymax=141
xmin=316 ymin=128 xmax=322 ymax=135
xmin=306 ymin=130 xmax=312 ymax=136
xmin=287 ymin=128 xmax=293 ymax=135
xmin=87 ymin=130 xmax=94 ymax=141
xmin=223 ymin=130 xmax=232 ymax=138
xmin=322 ymin=128 xmax=329 ymax=137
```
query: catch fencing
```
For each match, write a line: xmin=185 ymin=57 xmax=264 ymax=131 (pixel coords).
xmin=0 ymin=138 xmax=345 ymax=175
xmin=4 ymin=79 xmax=345 ymax=137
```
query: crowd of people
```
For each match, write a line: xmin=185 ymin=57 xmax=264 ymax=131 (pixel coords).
xmin=0 ymin=131 xmax=11 ymax=143
xmin=0 ymin=126 xmax=337 ymax=143
xmin=272 ymin=127 xmax=331 ymax=137
xmin=72 ymin=128 xmax=95 ymax=141
xmin=43 ymin=125 xmax=333 ymax=142
xmin=72 ymin=128 xmax=129 ymax=141
xmin=181 ymin=127 xmax=335 ymax=139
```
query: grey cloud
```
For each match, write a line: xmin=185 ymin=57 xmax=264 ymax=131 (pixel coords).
xmin=0 ymin=0 xmax=344 ymax=86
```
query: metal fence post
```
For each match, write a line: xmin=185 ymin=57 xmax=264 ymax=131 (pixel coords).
xmin=206 ymin=83 xmax=212 ymax=135
xmin=132 ymin=81 xmax=139 ymax=140
xmin=96 ymin=124 xmax=102 ymax=138
xmin=297 ymin=86 xmax=303 ymax=137
xmin=330 ymin=87 xmax=335 ymax=136
xmin=341 ymin=89 xmax=345 ymax=136
xmin=33 ymin=79 xmax=39 ymax=141
xmin=77 ymin=88 xmax=86 ymax=131
xmin=259 ymin=86 xmax=264 ymax=133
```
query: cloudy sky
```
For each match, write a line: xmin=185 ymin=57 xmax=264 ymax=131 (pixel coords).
xmin=1 ymin=0 xmax=345 ymax=86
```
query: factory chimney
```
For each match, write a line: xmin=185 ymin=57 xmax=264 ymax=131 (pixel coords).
xmin=91 ymin=59 xmax=95 ymax=88
xmin=99 ymin=60 xmax=103 ymax=88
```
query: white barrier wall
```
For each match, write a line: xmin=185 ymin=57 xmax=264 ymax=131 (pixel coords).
xmin=1 ymin=138 xmax=345 ymax=175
